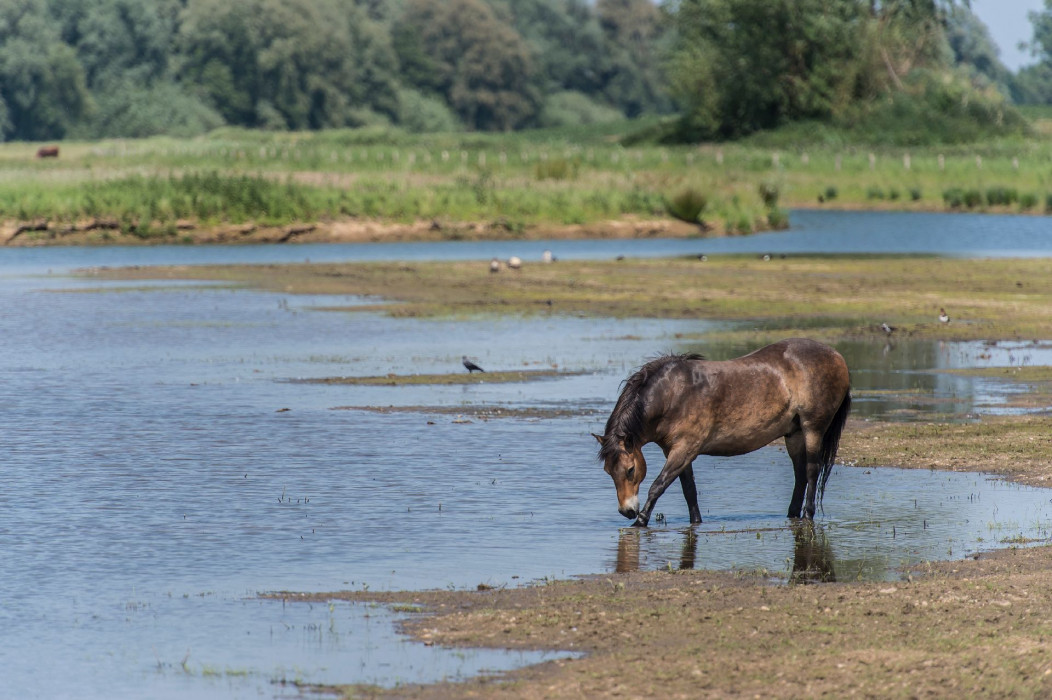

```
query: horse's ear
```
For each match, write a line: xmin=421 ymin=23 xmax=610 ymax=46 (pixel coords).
xmin=591 ymin=433 xmax=605 ymax=445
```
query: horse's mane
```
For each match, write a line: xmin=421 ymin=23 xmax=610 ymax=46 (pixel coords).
xmin=598 ymin=353 xmax=703 ymax=461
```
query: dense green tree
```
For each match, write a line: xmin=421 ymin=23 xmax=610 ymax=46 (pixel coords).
xmin=664 ymin=0 xmax=981 ymax=140
xmin=394 ymin=0 xmax=540 ymax=130
xmin=1015 ymin=0 xmax=1052 ymax=103
xmin=0 ymin=0 xmax=89 ymax=140
xmin=177 ymin=0 xmax=398 ymax=130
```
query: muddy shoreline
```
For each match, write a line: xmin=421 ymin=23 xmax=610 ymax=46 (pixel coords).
xmin=0 ymin=216 xmax=705 ymax=247
xmin=268 ymin=410 xmax=1052 ymax=698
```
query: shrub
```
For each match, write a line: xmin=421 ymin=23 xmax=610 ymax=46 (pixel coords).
xmin=758 ymin=182 xmax=779 ymax=208
xmin=888 ymin=188 xmax=901 ymax=201
xmin=665 ymin=187 xmax=708 ymax=224
xmin=963 ymin=189 xmax=983 ymax=208
xmin=943 ymin=188 xmax=964 ymax=208
xmin=766 ymin=208 xmax=789 ymax=229
xmin=866 ymin=186 xmax=886 ymax=200
xmin=985 ymin=186 xmax=1019 ymax=207
xmin=1020 ymin=193 xmax=1038 ymax=210
xmin=909 ymin=188 xmax=922 ymax=201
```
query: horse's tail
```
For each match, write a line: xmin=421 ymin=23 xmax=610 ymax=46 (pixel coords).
xmin=818 ymin=389 xmax=851 ymax=504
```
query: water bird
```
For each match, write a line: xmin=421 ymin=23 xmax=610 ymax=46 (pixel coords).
xmin=697 ymin=254 xmax=708 ymax=261
xmin=881 ymin=322 xmax=894 ymax=334
xmin=542 ymin=249 xmax=553 ymax=263
xmin=462 ymin=356 xmax=485 ymax=373
xmin=489 ymin=258 xmax=500 ymax=273
xmin=939 ymin=308 xmax=950 ymax=324
xmin=507 ymin=256 xmax=522 ymax=269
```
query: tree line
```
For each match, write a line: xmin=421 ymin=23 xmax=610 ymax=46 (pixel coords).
xmin=1 ymin=0 xmax=1050 ymax=144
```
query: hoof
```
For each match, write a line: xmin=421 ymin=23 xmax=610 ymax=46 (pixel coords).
xmin=631 ymin=517 xmax=649 ymax=528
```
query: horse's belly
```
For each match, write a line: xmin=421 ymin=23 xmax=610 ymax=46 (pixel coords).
xmin=701 ymin=416 xmax=793 ymax=456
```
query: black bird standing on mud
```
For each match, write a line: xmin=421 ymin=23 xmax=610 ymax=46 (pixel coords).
xmin=462 ymin=356 xmax=485 ymax=373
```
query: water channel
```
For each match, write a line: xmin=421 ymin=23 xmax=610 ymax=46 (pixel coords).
xmin=3 ymin=209 xmax=1052 ymax=698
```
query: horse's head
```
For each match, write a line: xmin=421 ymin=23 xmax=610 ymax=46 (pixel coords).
xmin=593 ymin=433 xmax=647 ymax=520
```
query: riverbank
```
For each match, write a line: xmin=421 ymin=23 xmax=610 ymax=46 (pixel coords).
xmin=282 ymin=534 xmax=1052 ymax=699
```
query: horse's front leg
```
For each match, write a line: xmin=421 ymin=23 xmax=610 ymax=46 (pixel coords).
xmin=634 ymin=450 xmax=694 ymax=527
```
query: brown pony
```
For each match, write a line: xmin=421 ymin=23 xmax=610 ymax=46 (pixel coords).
xmin=595 ymin=338 xmax=851 ymax=526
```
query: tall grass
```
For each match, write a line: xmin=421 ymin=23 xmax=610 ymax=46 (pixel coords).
xmin=3 ymin=118 xmax=1052 ymax=236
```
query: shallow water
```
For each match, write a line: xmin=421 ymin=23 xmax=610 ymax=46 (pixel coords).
xmin=4 ymin=209 xmax=1052 ymax=277
xmin=3 ymin=224 xmax=1052 ymax=697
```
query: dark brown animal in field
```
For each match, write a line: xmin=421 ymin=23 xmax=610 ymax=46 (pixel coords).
xmin=36 ymin=146 xmax=59 ymax=158
xmin=595 ymin=338 xmax=851 ymax=526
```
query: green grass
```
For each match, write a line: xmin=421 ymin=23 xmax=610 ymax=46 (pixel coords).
xmin=6 ymin=118 xmax=1052 ymax=237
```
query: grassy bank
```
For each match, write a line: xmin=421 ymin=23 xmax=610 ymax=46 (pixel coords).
xmin=87 ymin=255 xmax=1052 ymax=342
xmin=7 ymin=120 xmax=1052 ymax=244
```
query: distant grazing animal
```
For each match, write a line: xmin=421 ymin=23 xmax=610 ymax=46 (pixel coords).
xmin=507 ymin=256 xmax=522 ymax=269
xmin=595 ymin=339 xmax=851 ymax=526
xmin=939 ymin=308 xmax=950 ymax=324
xmin=36 ymin=146 xmax=59 ymax=158
xmin=462 ymin=356 xmax=485 ymax=373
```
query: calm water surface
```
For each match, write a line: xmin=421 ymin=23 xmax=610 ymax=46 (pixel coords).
xmin=4 ymin=211 xmax=1052 ymax=698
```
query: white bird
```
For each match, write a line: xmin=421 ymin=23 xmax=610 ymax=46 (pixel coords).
xmin=939 ymin=308 xmax=950 ymax=324
xmin=881 ymin=322 xmax=894 ymax=334
xmin=462 ymin=356 xmax=485 ymax=373
xmin=542 ymin=249 xmax=553 ymax=263
xmin=489 ymin=258 xmax=500 ymax=273
xmin=507 ymin=256 xmax=522 ymax=269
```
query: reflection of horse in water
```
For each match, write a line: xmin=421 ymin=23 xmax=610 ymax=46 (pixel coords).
xmin=613 ymin=523 xmax=835 ymax=582
xmin=789 ymin=522 xmax=836 ymax=583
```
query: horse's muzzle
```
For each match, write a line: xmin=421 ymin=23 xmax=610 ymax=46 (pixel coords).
xmin=618 ymin=506 xmax=638 ymax=520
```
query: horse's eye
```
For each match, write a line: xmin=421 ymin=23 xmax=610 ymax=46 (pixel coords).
xmin=626 ymin=466 xmax=635 ymax=481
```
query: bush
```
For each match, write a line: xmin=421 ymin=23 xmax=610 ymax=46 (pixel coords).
xmin=766 ymin=208 xmax=789 ymax=229
xmin=397 ymin=89 xmax=462 ymax=133
xmin=866 ymin=186 xmax=886 ymax=200
xmin=758 ymin=182 xmax=780 ymax=208
xmin=943 ymin=188 xmax=964 ymax=208
xmin=985 ymin=186 xmax=1019 ymax=207
xmin=1045 ymin=193 xmax=1052 ymax=213
xmin=963 ymin=189 xmax=983 ymax=208
xmin=909 ymin=188 xmax=922 ymax=201
xmin=666 ymin=188 xmax=708 ymax=224
xmin=1020 ymin=193 xmax=1039 ymax=210
xmin=888 ymin=188 xmax=901 ymax=201
xmin=537 ymin=91 xmax=625 ymax=128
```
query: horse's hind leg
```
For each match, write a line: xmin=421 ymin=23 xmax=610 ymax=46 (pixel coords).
xmin=679 ymin=464 xmax=702 ymax=524
xmin=785 ymin=431 xmax=808 ymax=518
